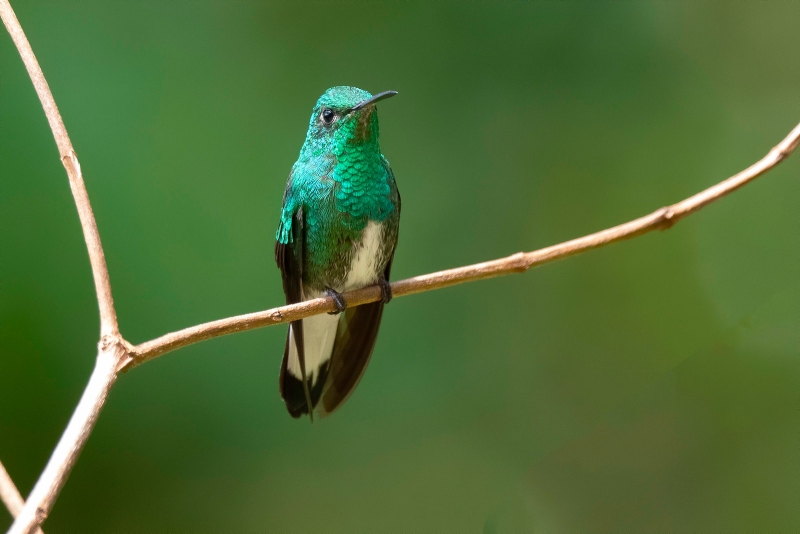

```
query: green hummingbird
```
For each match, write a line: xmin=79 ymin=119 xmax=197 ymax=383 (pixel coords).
xmin=275 ymin=86 xmax=400 ymax=420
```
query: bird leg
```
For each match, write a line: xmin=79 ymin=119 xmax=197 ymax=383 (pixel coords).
xmin=325 ymin=288 xmax=347 ymax=315
xmin=378 ymin=277 xmax=393 ymax=304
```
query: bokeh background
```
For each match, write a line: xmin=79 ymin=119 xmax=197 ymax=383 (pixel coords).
xmin=1 ymin=1 xmax=798 ymax=532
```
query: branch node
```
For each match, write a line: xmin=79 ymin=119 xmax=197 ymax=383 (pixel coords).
xmin=98 ymin=335 xmax=116 ymax=352
xmin=98 ymin=334 xmax=132 ymax=360
xmin=511 ymin=252 xmax=530 ymax=272
xmin=657 ymin=206 xmax=678 ymax=230
xmin=61 ymin=150 xmax=80 ymax=175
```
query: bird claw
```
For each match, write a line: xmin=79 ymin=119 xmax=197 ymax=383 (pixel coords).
xmin=325 ymin=288 xmax=347 ymax=315
xmin=378 ymin=278 xmax=393 ymax=304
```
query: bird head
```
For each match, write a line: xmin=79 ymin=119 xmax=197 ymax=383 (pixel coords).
xmin=300 ymin=86 xmax=397 ymax=158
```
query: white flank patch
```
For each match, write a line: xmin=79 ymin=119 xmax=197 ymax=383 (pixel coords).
xmin=344 ymin=220 xmax=384 ymax=291
xmin=286 ymin=221 xmax=384 ymax=385
xmin=286 ymin=310 xmax=339 ymax=384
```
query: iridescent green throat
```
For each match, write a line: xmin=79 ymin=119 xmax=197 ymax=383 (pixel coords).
xmin=277 ymin=87 xmax=396 ymax=245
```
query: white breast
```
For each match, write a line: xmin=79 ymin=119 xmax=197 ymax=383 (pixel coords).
xmin=344 ymin=221 xmax=384 ymax=291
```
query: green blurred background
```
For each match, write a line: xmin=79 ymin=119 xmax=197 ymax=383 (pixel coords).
xmin=1 ymin=1 xmax=798 ymax=532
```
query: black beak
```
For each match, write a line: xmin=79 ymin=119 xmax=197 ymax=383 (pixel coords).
xmin=349 ymin=90 xmax=398 ymax=112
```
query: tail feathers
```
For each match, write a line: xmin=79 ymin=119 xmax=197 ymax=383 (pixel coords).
xmin=280 ymin=351 xmax=330 ymax=418
xmin=318 ymin=300 xmax=385 ymax=418
xmin=280 ymin=314 xmax=338 ymax=418
xmin=280 ymin=301 xmax=386 ymax=419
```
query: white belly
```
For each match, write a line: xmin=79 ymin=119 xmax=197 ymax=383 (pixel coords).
xmin=344 ymin=220 xmax=384 ymax=291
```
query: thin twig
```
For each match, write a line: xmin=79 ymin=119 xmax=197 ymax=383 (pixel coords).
xmin=0 ymin=462 xmax=43 ymax=534
xmin=7 ymin=346 xmax=122 ymax=534
xmin=123 ymin=119 xmax=800 ymax=370
xmin=0 ymin=460 xmax=23 ymax=519
xmin=0 ymin=0 xmax=117 ymax=337
xmin=0 ymin=461 xmax=42 ymax=534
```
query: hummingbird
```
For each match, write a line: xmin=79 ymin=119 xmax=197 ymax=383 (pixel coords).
xmin=275 ymin=86 xmax=400 ymax=420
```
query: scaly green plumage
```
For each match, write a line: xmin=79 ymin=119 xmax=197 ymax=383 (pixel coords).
xmin=277 ymin=86 xmax=399 ymax=289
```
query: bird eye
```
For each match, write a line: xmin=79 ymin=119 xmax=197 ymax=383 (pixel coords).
xmin=321 ymin=108 xmax=335 ymax=124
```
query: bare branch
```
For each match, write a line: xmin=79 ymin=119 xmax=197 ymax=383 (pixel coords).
xmin=8 ymin=345 xmax=123 ymax=534
xmin=0 ymin=460 xmax=23 ymax=518
xmin=8 ymin=344 xmax=124 ymax=534
xmin=0 ymin=0 xmax=118 ymax=337
xmin=123 ymin=120 xmax=800 ymax=370
xmin=0 ymin=461 xmax=43 ymax=534
xmin=0 ymin=1 xmax=126 ymax=532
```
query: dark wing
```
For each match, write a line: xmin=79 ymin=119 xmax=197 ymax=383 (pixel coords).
xmin=317 ymin=304 xmax=384 ymax=418
xmin=274 ymin=207 xmax=303 ymax=307
xmin=275 ymin=207 xmax=314 ymax=418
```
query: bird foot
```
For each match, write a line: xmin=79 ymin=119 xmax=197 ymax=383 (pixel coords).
xmin=378 ymin=278 xmax=393 ymax=304
xmin=325 ymin=288 xmax=347 ymax=315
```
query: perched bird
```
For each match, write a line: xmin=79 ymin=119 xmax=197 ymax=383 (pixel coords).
xmin=275 ymin=86 xmax=400 ymax=420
